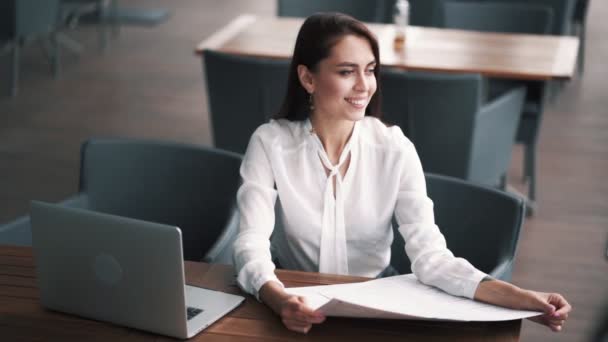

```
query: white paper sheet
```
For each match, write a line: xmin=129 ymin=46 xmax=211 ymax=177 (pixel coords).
xmin=285 ymin=274 xmax=542 ymax=321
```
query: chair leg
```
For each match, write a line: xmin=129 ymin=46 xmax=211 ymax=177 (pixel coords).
xmin=109 ymin=0 xmax=121 ymax=38
xmin=56 ymin=33 xmax=84 ymax=55
xmin=521 ymin=146 xmax=529 ymax=183
xmin=578 ymin=22 xmax=586 ymax=75
xmin=50 ymin=33 xmax=60 ymax=78
xmin=97 ymin=0 xmax=109 ymax=52
xmin=10 ymin=42 xmax=21 ymax=97
xmin=526 ymin=143 xmax=537 ymax=203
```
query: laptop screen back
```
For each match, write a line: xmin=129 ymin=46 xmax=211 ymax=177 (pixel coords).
xmin=30 ymin=201 xmax=189 ymax=338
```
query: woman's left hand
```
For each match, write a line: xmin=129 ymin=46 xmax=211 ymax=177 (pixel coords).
xmin=520 ymin=290 xmax=572 ymax=332
xmin=474 ymin=279 xmax=571 ymax=332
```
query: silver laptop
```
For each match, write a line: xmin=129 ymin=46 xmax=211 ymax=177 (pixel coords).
xmin=30 ymin=201 xmax=245 ymax=339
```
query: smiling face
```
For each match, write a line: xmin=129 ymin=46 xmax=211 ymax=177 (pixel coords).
xmin=298 ymin=34 xmax=377 ymax=124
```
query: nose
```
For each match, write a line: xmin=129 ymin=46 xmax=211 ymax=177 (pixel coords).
xmin=354 ymin=70 xmax=369 ymax=92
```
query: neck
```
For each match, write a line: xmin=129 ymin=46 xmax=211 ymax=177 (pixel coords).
xmin=310 ymin=114 xmax=356 ymax=164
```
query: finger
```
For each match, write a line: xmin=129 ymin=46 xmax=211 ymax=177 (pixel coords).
xmin=529 ymin=293 xmax=555 ymax=314
xmin=530 ymin=315 xmax=555 ymax=327
xmin=547 ymin=318 xmax=565 ymax=326
xmin=291 ymin=297 xmax=325 ymax=322
xmin=295 ymin=296 xmax=319 ymax=316
xmin=292 ymin=309 xmax=324 ymax=323
xmin=288 ymin=325 xmax=311 ymax=334
xmin=283 ymin=318 xmax=312 ymax=328
xmin=283 ymin=319 xmax=312 ymax=333
xmin=549 ymin=323 xmax=563 ymax=332
xmin=540 ymin=302 xmax=556 ymax=315
xmin=552 ymin=296 xmax=572 ymax=316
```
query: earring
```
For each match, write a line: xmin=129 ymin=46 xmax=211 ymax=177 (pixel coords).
xmin=308 ymin=93 xmax=315 ymax=111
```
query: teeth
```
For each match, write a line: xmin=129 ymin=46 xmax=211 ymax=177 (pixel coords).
xmin=346 ymin=98 xmax=366 ymax=106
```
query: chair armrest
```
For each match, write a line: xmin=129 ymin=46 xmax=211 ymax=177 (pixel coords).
xmin=202 ymin=206 xmax=239 ymax=265
xmin=0 ymin=194 xmax=89 ymax=246
xmin=469 ymin=86 xmax=526 ymax=186
xmin=60 ymin=193 xmax=90 ymax=208
xmin=487 ymin=259 xmax=515 ymax=282
xmin=478 ymin=85 xmax=526 ymax=124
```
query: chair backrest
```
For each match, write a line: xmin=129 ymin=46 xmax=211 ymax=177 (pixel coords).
xmin=277 ymin=0 xmax=393 ymax=23
xmin=78 ymin=139 xmax=243 ymax=261
xmin=442 ymin=1 xmax=554 ymax=34
xmin=381 ymin=70 xmax=483 ymax=181
xmin=391 ymin=173 xmax=526 ymax=280
xmin=440 ymin=0 xmax=575 ymax=34
xmin=407 ymin=0 xmax=444 ymax=26
xmin=499 ymin=0 xmax=576 ymax=34
xmin=203 ymin=50 xmax=289 ymax=154
xmin=573 ymin=0 xmax=589 ymax=23
xmin=5 ymin=0 xmax=61 ymax=37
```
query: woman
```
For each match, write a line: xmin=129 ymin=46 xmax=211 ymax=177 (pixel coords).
xmin=233 ymin=13 xmax=571 ymax=334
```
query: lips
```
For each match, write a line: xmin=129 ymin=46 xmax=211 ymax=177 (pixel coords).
xmin=345 ymin=97 xmax=368 ymax=108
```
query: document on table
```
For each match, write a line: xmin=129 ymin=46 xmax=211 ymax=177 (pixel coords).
xmin=285 ymin=274 xmax=542 ymax=321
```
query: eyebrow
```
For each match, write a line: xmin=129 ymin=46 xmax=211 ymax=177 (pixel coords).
xmin=335 ymin=61 xmax=377 ymax=68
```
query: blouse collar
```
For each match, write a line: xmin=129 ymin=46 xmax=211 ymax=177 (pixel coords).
xmin=305 ymin=118 xmax=361 ymax=163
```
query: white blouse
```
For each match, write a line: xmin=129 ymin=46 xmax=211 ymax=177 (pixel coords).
xmin=233 ymin=116 xmax=486 ymax=300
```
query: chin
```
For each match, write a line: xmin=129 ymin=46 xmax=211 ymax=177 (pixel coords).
xmin=348 ymin=109 xmax=367 ymax=122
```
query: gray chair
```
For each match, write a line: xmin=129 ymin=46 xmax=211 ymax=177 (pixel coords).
xmin=498 ymin=0 xmax=576 ymax=35
xmin=391 ymin=173 xmax=526 ymax=281
xmin=407 ymin=0 xmax=448 ymax=26
xmin=60 ymin=0 xmax=171 ymax=51
xmin=203 ymin=50 xmax=290 ymax=154
xmin=440 ymin=1 xmax=564 ymax=211
xmin=0 ymin=138 xmax=243 ymax=262
xmin=381 ymin=70 xmax=526 ymax=188
xmin=59 ymin=0 xmax=115 ymax=52
xmin=277 ymin=0 xmax=465 ymax=27
xmin=0 ymin=0 xmax=61 ymax=97
xmin=277 ymin=0 xmax=394 ymax=23
xmin=442 ymin=2 xmax=554 ymax=34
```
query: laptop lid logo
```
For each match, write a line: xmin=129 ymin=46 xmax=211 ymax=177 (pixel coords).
xmin=93 ymin=253 xmax=123 ymax=286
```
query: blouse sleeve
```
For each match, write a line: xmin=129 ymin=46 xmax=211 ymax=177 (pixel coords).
xmin=233 ymin=125 xmax=283 ymax=299
xmin=392 ymin=128 xmax=487 ymax=299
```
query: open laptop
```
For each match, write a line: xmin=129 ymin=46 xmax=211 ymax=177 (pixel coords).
xmin=30 ymin=201 xmax=245 ymax=339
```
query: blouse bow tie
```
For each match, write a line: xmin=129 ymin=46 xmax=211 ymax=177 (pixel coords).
xmin=316 ymin=141 xmax=351 ymax=275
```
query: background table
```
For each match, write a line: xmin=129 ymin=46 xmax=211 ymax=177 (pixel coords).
xmin=195 ymin=15 xmax=579 ymax=81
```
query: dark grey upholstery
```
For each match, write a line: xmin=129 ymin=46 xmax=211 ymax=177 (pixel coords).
xmin=391 ymin=173 xmax=526 ymax=281
xmin=0 ymin=139 xmax=243 ymax=262
xmin=381 ymin=70 xmax=526 ymax=188
xmin=276 ymin=0 xmax=457 ymax=27
xmin=277 ymin=0 xmax=394 ymax=23
xmin=1 ymin=0 xmax=61 ymax=96
xmin=203 ymin=50 xmax=290 ymax=154
xmin=498 ymin=0 xmax=576 ymax=35
xmin=442 ymin=2 xmax=554 ymax=34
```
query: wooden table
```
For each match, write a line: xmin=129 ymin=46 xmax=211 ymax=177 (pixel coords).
xmin=0 ymin=245 xmax=521 ymax=341
xmin=195 ymin=15 xmax=579 ymax=81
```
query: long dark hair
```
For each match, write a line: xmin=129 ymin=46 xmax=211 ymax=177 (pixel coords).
xmin=274 ymin=13 xmax=382 ymax=121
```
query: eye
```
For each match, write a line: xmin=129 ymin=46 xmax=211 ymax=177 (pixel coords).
xmin=338 ymin=69 xmax=354 ymax=76
xmin=366 ymin=67 xmax=376 ymax=75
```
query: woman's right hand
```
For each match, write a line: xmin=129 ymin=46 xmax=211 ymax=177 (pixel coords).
xmin=259 ymin=281 xmax=326 ymax=334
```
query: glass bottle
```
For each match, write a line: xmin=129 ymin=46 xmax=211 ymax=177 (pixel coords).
xmin=393 ymin=0 xmax=409 ymax=50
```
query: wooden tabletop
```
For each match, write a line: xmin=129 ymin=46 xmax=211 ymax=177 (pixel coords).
xmin=0 ymin=245 xmax=521 ymax=341
xmin=195 ymin=15 xmax=579 ymax=81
